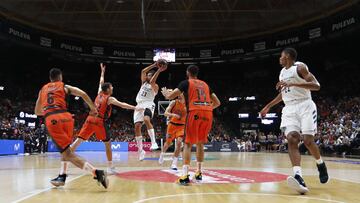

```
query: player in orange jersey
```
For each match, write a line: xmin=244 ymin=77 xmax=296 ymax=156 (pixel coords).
xmin=158 ymin=94 xmax=186 ymax=170
xmin=35 ymin=68 xmax=108 ymax=189
xmin=54 ymin=63 xmax=143 ymax=184
xmin=162 ymin=65 xmax=221 ymax=185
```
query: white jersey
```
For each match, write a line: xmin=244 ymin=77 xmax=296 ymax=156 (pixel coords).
xmin=279 ymin=61 xmax=312 ymax=105
xmin=136 ymin=82 xmax=156 ymax=104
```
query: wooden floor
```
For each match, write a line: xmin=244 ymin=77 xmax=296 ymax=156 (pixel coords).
xmin=1 ymin=151 xmax=360 ymax=203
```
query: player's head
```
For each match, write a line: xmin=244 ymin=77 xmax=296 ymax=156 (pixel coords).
xmin=146 ymin=70 xmax=155 ymax=82
xmin=101 ymin=82 xmax=113 ymax=95
xmin=186 ymin=65 xmax=199 ymax=78
xmin=280 ymin=47 xmax=297 ymax=67
xmin=49 ymin=68 xmax=62 ymax=82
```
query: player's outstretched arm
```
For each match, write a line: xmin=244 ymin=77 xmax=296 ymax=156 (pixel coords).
xmin=65 ymin=85 xmax=98 ymax=115
xmin=141 ymin=62 xmax=157 ymax=83
xmin=98 ymin=63 xmax=106 ymax=94
xmin=34 ymin=90 xmax=44 ymax=116
xmin=260 ymin=93 xmax=282 ymax=118
xmin=161 ymin=87 xmax=181 ymax=100
xmin=210 ymin=93 xmax=221 ymax=109
xmin=164 ymin=100 xmax=179 ymax=118
xmin=107 ymin=97 xmax=141 ymax=110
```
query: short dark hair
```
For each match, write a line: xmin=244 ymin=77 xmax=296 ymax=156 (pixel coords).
xmin=49 ymin=68 xmax=62 ymax=81
xmin=187 ymin=65 xmax=199 ymax=77
xmin=101 ymin=82 xmax=112 ymax=92
xmin=282 ymin=47 xmax=297 ymax=61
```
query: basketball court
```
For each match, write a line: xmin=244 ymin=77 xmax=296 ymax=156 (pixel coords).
xmin=2 ymin=152 xmax=359 ymax=203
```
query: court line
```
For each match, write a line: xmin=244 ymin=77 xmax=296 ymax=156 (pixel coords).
xmin=333 ymin=177 xmax=360 ymax=184
xmin=12 ymin=174 xmax=85 ymax=203
xmin=133 ymin=192 xmax=346 ymax=203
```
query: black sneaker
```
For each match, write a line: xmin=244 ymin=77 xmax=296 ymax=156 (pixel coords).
xmin=194 ymin=172 xmax=202 ymax=181
xmin=176 ymin=175 xmax=190 ymax=186
xmin=94 ymin=170 xmax=109 ymax=189
xmin=317 ymin=162 xmax=329 ymax=184
xmin=50 ymin=174 xmax=67 ymax=187
xmin=287 ymin=174 xmax=309 ymax=194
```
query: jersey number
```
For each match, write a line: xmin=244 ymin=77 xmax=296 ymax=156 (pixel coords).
xmin=47 ymin=93 xmax=54 ymax=104
xmin=141 ymin=91 xmax=147 ymax=97
xmin=196 ymin=88 xmax=207 ymax=101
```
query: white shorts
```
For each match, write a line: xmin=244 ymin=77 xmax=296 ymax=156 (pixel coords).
xmin=280 ymin=99 xmax=317 ymax=136
xmin=133 ymin=102 xmax=156 ymax=124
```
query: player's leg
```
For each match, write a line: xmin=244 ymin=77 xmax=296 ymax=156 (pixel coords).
xmin=301 ymin=100 xmax=329 ymax=184
xmin=177 ymin=141 xmax=191 ymax=185
xmin=171 ymin=136 xmax=183 ymax=170
xmin=143 ymin=108 xmax=158 ymax=150
xmin=286 ymin=129 xmax=309 ymax=194
xmin=134 ymin=108 xmax=146 ymax=160
xmin=159 ymin=137 xmax=172 ymax=165
xmin=59 ymin=117 xmax=92 ymax=178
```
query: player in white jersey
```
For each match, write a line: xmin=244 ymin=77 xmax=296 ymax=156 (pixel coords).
xmin=260 ymin=48 xmax=329 ymax=194
xmin=134 ymin=60 xmax=167 ymax=161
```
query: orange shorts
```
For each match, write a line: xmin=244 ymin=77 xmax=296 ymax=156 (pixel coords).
xmin=185 ymin=110 xmax=213 ymax=144
xmin=45 ymin=111 xmax=74 ymax=153
xmin=166 ymin=122 xmax=185 ymax=144
xmin=78 ymin=116 xmax=111 ymax=142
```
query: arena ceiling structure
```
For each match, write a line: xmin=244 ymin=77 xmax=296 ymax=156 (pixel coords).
xmin=0 ymin=0 xmax=357 ymax=45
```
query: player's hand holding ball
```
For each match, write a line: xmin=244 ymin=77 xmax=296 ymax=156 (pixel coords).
xmin=156 ymin=59 xmax=168 ymax=72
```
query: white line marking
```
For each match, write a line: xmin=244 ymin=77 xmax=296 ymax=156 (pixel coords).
xmin=12 ymin=174 xmax=85 ymax=203
xmin=133 ymin=192 xmax=346 ymax=203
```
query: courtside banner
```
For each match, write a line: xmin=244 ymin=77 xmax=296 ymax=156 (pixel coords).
xmin=0 ymin=140 xmax=24 ymax=155
xmin=47 ymin=141 xmax=128 ymax=152
xmin=128 ymin=142 xmax=152 ymax=152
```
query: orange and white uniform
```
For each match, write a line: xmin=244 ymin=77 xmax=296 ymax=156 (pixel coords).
xmin=166 ymin=100 xmax=186 ymax=144
xmin=177 ymin=79 xmax=213 ymax=144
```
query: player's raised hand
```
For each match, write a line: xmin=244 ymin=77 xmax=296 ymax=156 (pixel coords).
xmin=100 ymin=63 xmax=106 ymax=72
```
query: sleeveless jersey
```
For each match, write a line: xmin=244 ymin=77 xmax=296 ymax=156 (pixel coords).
xmin=187 ymin=79 xmax=212 ymax=111
xmin=136 ymin=82 xmax=156 ymax=103
xmin=95 ymin=92 xmax=112 ymax=119
xmin=279 ymin=61 xmax=312 ymax=105
xmin=40 ymin=81 xmax=67 ymax=114
xmin=169 ymin=100 xmax=187 ymax=125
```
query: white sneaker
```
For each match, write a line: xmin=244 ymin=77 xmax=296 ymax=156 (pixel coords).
xmin=139 ymin=150 xmax=146 ymax=161
xmin=159 ymin=152 xmax=164 ymax=165
xmin=150 ymin=143 xmax=159 ymax=151
xmin=170 ymin=163 xmax=177 ymax=171
xmin=287 ymin=175 xmax=309 ymax=194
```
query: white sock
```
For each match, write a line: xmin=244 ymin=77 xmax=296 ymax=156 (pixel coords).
xmin=60 ymin=161 xmax=68 ymax=175
xmin=83 ymin=162 xmax=96 ymax=176
xmin=172 ymin=157 xmax=178 ymax=166
xmin=107 ymin=161 xmax=113 ymax=168
xmin=316 ymin=158 xmax=324 ymax=165
xmin=293 ymin=166 xmax=302 ymax=177
xmin=136 ymin=136 xmax=143 ymax=152
xmin=148 ymin=129 xmax=156 ymax=144
xmin=182 ymin=165 xmax=189 ymax=176
xmin=197 ymin=162 xmax=202 ymax=173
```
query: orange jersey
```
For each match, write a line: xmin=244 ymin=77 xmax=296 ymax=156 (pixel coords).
xmin=187 ymin=79 xmax=212 ymax=112
xmin=169 ymin=100 xmax=187 ymax=125
xmin=95 ymin=92 xmax=112 ymax=119
xmin=40 ymin=81 xmax=67 ymax=114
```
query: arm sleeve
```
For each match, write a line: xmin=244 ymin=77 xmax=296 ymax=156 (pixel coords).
xmin=177 ymin=80 xmax=189 ymax=93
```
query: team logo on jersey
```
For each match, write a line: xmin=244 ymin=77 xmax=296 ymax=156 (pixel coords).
xmin=51 ymin=120 xmax=57 ymax=125
xmin=117 ymin=169 xmax=287 ymax=184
